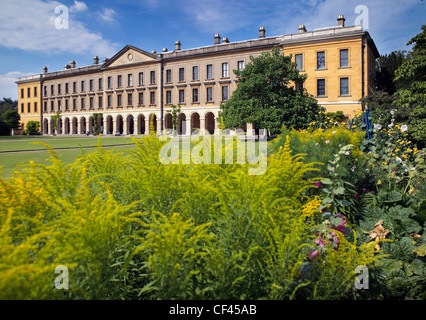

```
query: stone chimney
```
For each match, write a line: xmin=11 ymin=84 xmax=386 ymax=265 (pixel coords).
xmin=70 ymin=60 xmax=76 ymax=68
xmin=162 ymin=48 xmax=168 ymax=52
xmin=259 ymin=26 xmax=266 ymax=38
xmin=64 ymin=64 xmax=71 ymax=70
xmin=337 ymin=14 xmax=345 ymax=27
xmin=94 ymin=56 xmax=99 ymax=64
xmin=151 ymin=50 xmax=157 ymax=54
xmin=222 ymin=37 xmax=230 ymax=43
xmin=299 ymin=25 xmax=307 ymax=33
xmin=103 ymin=58 xmax=109 ymax=63
xmin=175 ymin=40 xmax=181 ymax=51
xmin=214 ymin=33 xmax=221 ymax=45
xmin=43 ymin=66 xmax=48 ymax=73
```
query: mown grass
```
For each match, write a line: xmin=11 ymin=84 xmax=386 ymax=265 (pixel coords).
xmin=0 ymin=135 xmax=138 ymax=179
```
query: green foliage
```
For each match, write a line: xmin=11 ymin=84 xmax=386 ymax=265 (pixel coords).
xmin=51 ymin=112 xmax=61 ymax=134
xmin=1 ymin=109 xmax=20 ymax=129
xmin=220 ymin=46 xmax=324 ymax=134
xmin=92 ymin=113 xmax=103 ymax=135
xmin=0 ymin=133 xmax=383 ymax=300
xmin=24 ymin=121 xmax=40 ymax=135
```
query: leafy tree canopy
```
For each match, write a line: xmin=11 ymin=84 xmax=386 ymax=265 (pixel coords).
xmin=219 ymin=46 xmax=324 ymax=135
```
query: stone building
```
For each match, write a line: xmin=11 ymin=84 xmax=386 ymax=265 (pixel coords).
xmin=16 ymin=14 xmax=379 ymax=135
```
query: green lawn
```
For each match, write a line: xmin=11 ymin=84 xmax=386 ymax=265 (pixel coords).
xmin=0 ymin=135 xmax=140 ymax=179
xmin=0 ymin=135 xmax=138 ymax=152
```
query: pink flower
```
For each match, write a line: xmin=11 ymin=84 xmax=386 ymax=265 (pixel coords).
xmin=325 ymin=140 xmax=330 ymax=144
xmin=307 ymin=250 xmax=319 ymax=260
xmin=314 ymin=182 xmax=321 ymax=187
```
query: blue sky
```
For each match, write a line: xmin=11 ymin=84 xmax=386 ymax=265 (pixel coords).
xmin=0 ymin=0 xmax=425 ymax=100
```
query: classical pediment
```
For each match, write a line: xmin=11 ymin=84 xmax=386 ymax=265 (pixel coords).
xmin=102 ymin=45 xmax=158 ymax=68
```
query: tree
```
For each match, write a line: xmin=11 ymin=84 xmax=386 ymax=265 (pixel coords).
xmin=219 ymin=46 xmax=324 ymax=135
xmin=24 ymin=121 xmax=40 ymax=135
xmin=375 ymin=50 xmax=411 ymax=94
xmin=394 ymin=25 xmax=426 ymax=148
xmin=51 ymin=112 xmax=61 ymax=135
xmin=0 ymin=98 xmax=17 ymax=115
xmin=1 ymin=109 xmax=20 ymax=129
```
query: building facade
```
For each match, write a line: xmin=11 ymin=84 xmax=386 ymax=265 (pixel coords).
xmin=16 ymin=75 xmax=42 ymax=133
xmin=16 ymin=15 xmax=379 ymax=136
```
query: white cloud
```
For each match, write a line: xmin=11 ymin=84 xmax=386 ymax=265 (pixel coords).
xmin=70 ymin=0 xmax=88 ymax=12
xmin=0 ymin=71 xmax=32 ymax=100
xmin=97 ymin=8 xmax=117 ymax=23
xmin=0 ymin=0 xmax=119 ymax=57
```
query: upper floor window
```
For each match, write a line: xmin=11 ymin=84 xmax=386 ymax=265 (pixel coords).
xmin=34 ymin=87 xmax=37 ymax=97
xmin=192 ymin=88 xmax=199 ymax=103
xmin=206 ymin=64 xmax=213 ymax=79
xmin=340 ymin=77 xmax=349 ymax=95
xmin=222 ymin=86 xmax=229 ymax=101
xmin=138 ymin=72 xmax=144 ymax=85
xmin=21 ymin=88 xmax=24 ymax=98
xmin=117 ymin=75 xmax=122 ymax=88
xmin=65 ymin=83 xmax=69 ymax=94
xmin=166 ymin=69 xmax=172 ymax=83
xmin=166 ymin=90 xmax=172 ymax=104
xmin=128 ymin=74 xmax=133 ymax=87
xmin=81 ymin=80 xmax=85 ymax=92
xmin=73 ymin=82 xmax=77 ymax=93
xmin=237 ymin=60 xmax=245 ymax=71
xmin=340 ymin=49 xmax=349 ymax=67
xmin=58 ymin=84 xmax=61 ymax=95
xmin=50 ymin=85 xmax=54 ymax=95
xmin=107 ymin=76 xmax=112 ymax=89
xmin=317 ymin=79 xmax=326 ymax=96
xmin=179 ymin=89 xmax=185 ymax=103
xmin=27 ymin=87 xmax=31 ymax=98
xmin=89 ymin=79 xmax=94 ymax=91
xmin=178 ymin=68 xmax=185 ymax=82
xmin=295 ymin=54 xmax=303 ymax=71
xmin=222 ymin=62 xmax=229 ymax=78
xmin=192 ymin=66 xmax=199 ymax=81
xmin=317 ymin=51 xmax=325 ymax=69
xmin=98 ymin=78 xmax=103 ymax=90
xmin=206 ymin=87 xmax=213 ymax=102
xmin=150 ymin=71 xmax=156 ymax=84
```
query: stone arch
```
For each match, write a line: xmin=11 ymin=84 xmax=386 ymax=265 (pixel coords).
xmin=164 ymin=113 xmax=173 ymax=133
xmin=57 ymin=118 xmax=63 ymax=135
xmin=72 ymin=117 xmax=78 ymax=134
xmin=64 ymin=117 xmax=70 ymax=135
xmin=116 ymin=115 xmax=123 ymax=134
xmin=190 ymin=112 xmax=200 ymax=134
xmin=177 ymin=113 xmax=187 ymax=135
xmin=80 ymin=117 xmax=87 ymax=134
xmin=88 ymin=116 xmax=94 ymax=134
xmin=205 ymin=112 xmax=215 ymax=135
xmin=43 ymin=118 xmax=49 ymax=135
xmin=106 ymin=115 xmax=113 ymax=134
xmin=149 ymin=113 xmax=157 ymax=133
xmin=126 ymin=114 xmax=134 ymax=135
xmin=137 ymin=114 xmax=145 ymax=135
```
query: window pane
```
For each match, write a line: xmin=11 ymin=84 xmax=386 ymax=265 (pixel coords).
xmin=222 ymin=86 xmax=229 ymax=101
xmin=295 ymin=54 xmax=303 ymax=71
xmin=317 ymin=52 xmax=325 ymax=69
xmin=317 ymin=79 xmax=325 ymax=96
xmin=207 ymin=87 xmax=212 ymax=101
xmin=340 ymin=49 xmax=349 ymax=67
xmin=340 ymin=77 xmax=349 ymax=95
xmin=238 ymin=61 xmax=244 ymax=71
xmin=139 ymin=72 xmax=144 ymax=85
xmin=179 ymin=89 xmax=185 ymax=103
xmin=192 ymin=66 xmax=198 ymax=81
xmin=179 ymin=68 xmax=185 ymax=82
xmin=222 ymin=63 xmax=229 ymax=77
xmin=207 ymin=64 xmax=213 ymax=79
xmin=192 ymin=88 xmax=198 ymax=102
